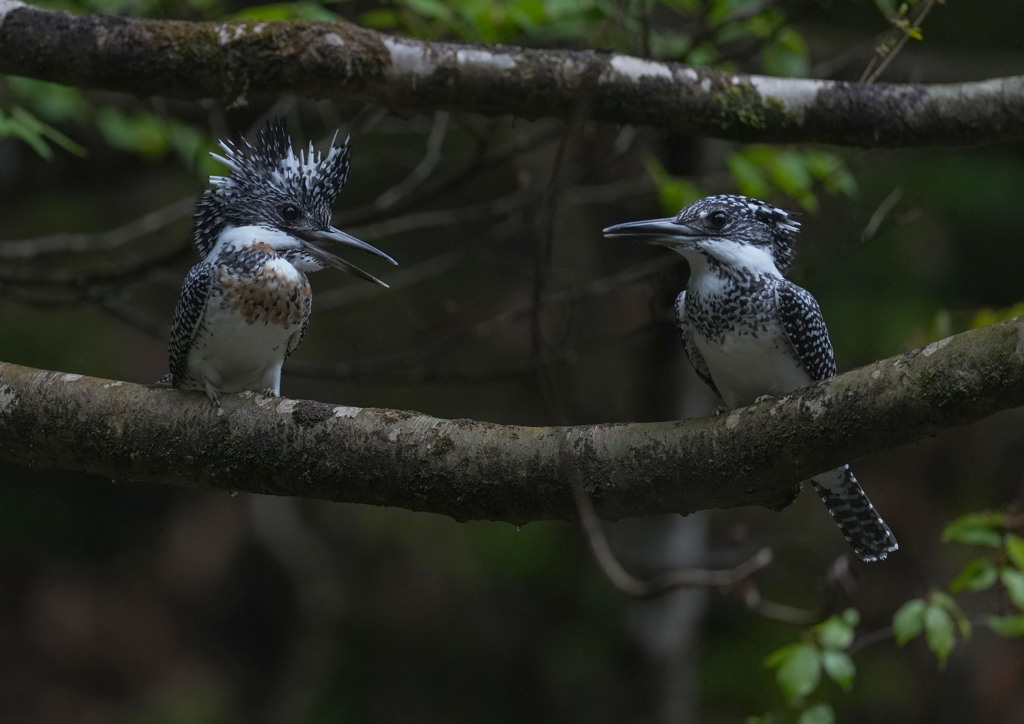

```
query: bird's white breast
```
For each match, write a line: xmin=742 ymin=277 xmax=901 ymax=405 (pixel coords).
xmin=694 ymin=326 xmax=810 ymax=408
xmin=686 ymin=264 xmax=810 ymax=409
xmin=188 ymin=249 xmax=310 ymax=394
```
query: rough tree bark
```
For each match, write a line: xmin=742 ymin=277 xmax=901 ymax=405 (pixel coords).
xmin=1 ymin=316 xmax=1022 ymax=522
xmin=1 ymin=0 xmax=1023 ymax=146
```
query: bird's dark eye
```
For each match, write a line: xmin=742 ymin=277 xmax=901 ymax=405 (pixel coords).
xmin=280 ymin=204 xmax=300 ymax=222
xmin=708 ymin=210 xmax=728 ymax=228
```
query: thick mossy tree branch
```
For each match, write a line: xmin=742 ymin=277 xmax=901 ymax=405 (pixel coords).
xmin=1 ymin=317 xmax=1023 ymax=522
xmin=1 ymin=1 xmax=1023 ymax=146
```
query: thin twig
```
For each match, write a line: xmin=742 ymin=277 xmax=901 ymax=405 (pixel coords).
xmin=861 ymin=186 xmax=904 ymax=244
xmin=287 ymin=255 xmax=676 ymax=382
xmin=314 ymin=247 xmax=468 ymax=312
xmin=739 ymin=582 xmax=820 ymax=624
xmin=334 ymin=123 xmax=562 ymax=229
xmin=561 ymin=431 xmax=773 ymax=598
xmin=0 ymin=196 xmax=194 ymax=260
xmin=373 ymin=111 xmax=450 ymax=210
xmin=860 ymin=0 xmax=939 ymax=84
xmin=0 ymin=243 xmax=192 ymax=285
xmin=286 ymin=310 xmax=660 ymax=385
xmin=347 ymin=188 xmax=533 ymax=241
xmin=98 ymin=298 xmax=170 ymax=340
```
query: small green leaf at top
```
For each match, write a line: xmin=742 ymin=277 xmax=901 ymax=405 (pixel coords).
xmin=942 ymin=511 xmax=1006 ymax=547
xmin=764 ymin=642 xmax=805 ymax=668
xmin=812 ymin=609 xmax=857 ymax=651
xmin=821 ymin=650 xmax=856 ymax=692
xmin=360 ymin=9 xmax=399 ymax=28
xmin=0 ymin=107 xmax=86 ymax=159
xmin=727 ymin=151 xmax=772 ymax=201
xmin=1000 ymin=567 xmax=1024 ymax=611
xmin=986 ymin=614 xmax=1024 ymax=638
xmin=774 ymin=643 xmax=822 ymax=704
xmin=642 ymin=157 xmax=704 ymax=215
xmin=923 ymin=603 xmax=955 ymax=668
xmin=230 ymin=2 xmax=340 ymax=20
xmin=872 ymin=0 xmax=898 ymax=19
xmin=950 ymin=557 xmax=998 ymax=593
xmin=1006 ymin=533 xmax=1024 ymax=572
xmin=970 ymin=303 xmax=1024 ymax=331
xmin=893 ymin=598 xmax=926 ymax=646
xmin=402 ymin=0 xmax=453 ymax=21
xmin=930 ymin=591 xmax=972 ymax=641
xmin=797 ymin=702 xmax=835 ymax=724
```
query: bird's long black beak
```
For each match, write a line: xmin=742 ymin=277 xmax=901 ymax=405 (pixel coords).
xmin=313 ymin=227 xmax=398 ymax=266
xmin=602 ymin=218 xmax=700 ymax=244
xmin=298 ymin=227 xmax=397 ymax=288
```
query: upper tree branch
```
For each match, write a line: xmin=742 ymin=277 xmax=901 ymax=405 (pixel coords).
xmin=1 ymin=317 xmax=1023 ymax=522
xmin=1 ymin=1 xmax=1022 ymax=146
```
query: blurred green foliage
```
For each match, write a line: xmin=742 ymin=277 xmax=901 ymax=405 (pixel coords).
xmin=2 ymin=1 xmax=1024 ymax=722
xmin=2 ymin=77 xmax=219 ymax=170
xmin=752 ymin=509 xmax=1024 ymax=722
xmin=0 ymin=106 xmax=85 ymax=158
xmin=727 ymin=146 xmax=858 ymax=212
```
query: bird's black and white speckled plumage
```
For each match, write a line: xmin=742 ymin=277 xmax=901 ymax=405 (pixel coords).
xmin=194 ymin=121 xmax=347 ymax=258
xmin=605 ymin=194 xmax=898 ymax=562
xmin=167 ymin=120 xmax=396 ymax=404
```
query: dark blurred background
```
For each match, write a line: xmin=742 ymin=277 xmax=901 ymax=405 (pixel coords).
xmin=2 ymin=0 xmax=1024 ymax=721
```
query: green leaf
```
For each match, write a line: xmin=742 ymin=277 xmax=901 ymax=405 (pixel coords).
xmin=929 ymin=591 xmax=971 ymax=641
xmin=231 ymin=2 xmax=340 ymax=20
xmin=649 ymin=30 xmax=691 ymax=58
xmin=402 ymin=0 xmax=453 ymax=21
xmin=813 ymin=610 xmax=857 ymax=650
xmin=986 ymin=614 xmax=1024 ymax=637
xmin=0 ymin=107 xmax=86 ymax=159
xmin=821 ymin=650 xmax=855 ymax=691
xmin=929 ymin=590 xmax=958 ymax=611
xmin=950 ymin=556 xmax=998 ymax=593
xmin=942 ymin=511 xmax=1006 ymax=547
xmin=893 ymin=598 xmax=926 ymax=645
xmin=873 ymin=0 xmax=898 ymax=19
xmin=764 ymin=642 xmax=804 ymax=668
xmin=797 ymin=702 xmax=835 ymax=724
xmin=1000 ymin=567 xmax=1024 ymax=611
xmin=360 ymin=9 xmax=399 ymax=27
xmin=94 ymin=108 xmax=170 ymax=159
xmin=7 ymin=77 xmax=91 ymax=124
xmin=970 ymin=304 xmax=1024 ymax=330
xmin=642 ymin=157 xmax=704 ymax=215
xmin=761 ymin=27 xmax=809 ymax=78
xmin=727 ymin=150 xmax=771 ymax=201
xmin=775 ymin=643 xmax=821 ymax=704
xmin=1006 ymin=533 xmax=1024 ymax=572
xmin=661 ymin=0 xmax=700 ymax=11
xmin=923 ymin=603 xmax=955 ymax=668
xmin=805 ymin=151 xmax=858 ymax=198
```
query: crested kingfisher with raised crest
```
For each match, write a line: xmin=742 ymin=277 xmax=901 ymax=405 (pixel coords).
xmin=604 ymin=194 xmax=898 ymax=562
xmin=167 ymin=120 xmax=396 ymax=405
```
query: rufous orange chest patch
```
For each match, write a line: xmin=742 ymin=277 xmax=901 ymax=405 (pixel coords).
xmin=219 ymin=263 xmax=311 ymax=327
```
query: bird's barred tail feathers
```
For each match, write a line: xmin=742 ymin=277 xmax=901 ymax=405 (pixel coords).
xmin=811 ymin=465 xmax=898 ymax=563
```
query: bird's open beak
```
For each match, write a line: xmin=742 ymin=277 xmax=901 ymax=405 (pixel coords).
xmin=297 ymin=227 xmax=397 ymax=288
xmin=312 ymin=227 xmax=398 ymax=266
xmin=602 ymin=218 xmax=703 ymax=246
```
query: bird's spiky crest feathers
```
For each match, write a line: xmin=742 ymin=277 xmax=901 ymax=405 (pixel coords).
xmin=676 ymin=194 xmax=801 ymax=274
xmin=193 ymin=120 xmax=351 ymax=257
